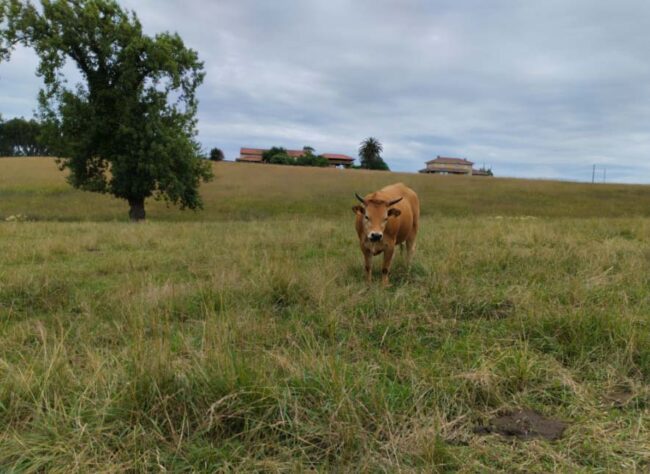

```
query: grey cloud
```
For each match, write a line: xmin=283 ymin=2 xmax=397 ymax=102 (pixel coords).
xmin=2 ymin=0 xmax=650 ymax=182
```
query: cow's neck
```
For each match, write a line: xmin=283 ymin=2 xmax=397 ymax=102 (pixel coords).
xmin=364 ymin=240 xmax=386 ymax=255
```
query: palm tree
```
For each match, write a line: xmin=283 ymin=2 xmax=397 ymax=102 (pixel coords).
xmin=358 ymin=137 xmax=389 ymax=170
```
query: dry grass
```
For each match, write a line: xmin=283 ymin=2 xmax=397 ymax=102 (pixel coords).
xmin=3 ymin=157 xmax=650 ymax=221
xmin=0 ymin=158 xmax=649 ymax=471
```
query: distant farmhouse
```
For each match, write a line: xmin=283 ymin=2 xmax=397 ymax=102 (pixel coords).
xmin=419 ymin=156 xmax=492 ymax=176
xmin=237 ymin=148 xmax=355 ymax=168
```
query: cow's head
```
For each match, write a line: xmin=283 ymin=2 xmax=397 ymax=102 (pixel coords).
xmin=352 ymin=193 xmax=402 ymax=242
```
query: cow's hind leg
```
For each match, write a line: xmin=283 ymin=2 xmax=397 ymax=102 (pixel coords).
xmin=405 ymin=236 xmax=416 ymax=267
xmin=406 ymin=213 xmax=419 ymax=267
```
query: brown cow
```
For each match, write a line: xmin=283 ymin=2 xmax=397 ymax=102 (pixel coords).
xmin=352 ymin=183 xmax=420 ymax=286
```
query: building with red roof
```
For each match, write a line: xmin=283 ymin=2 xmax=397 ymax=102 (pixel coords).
xmin=237 ymin=147 xmax=354 ymax=167
xmin=419 ymin=156 xmax=491 ymax=176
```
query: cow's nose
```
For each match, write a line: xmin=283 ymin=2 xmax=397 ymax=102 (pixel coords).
xmin=369 ymin=232 xmax=383 ymax=242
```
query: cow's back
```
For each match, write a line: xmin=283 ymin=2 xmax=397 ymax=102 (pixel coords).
xmin=376 ymin=183 xmax=419 ymax=244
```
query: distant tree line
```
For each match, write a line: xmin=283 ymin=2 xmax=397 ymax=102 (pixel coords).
xmin=262 ymin=146 xmax=330 ymax=167
xmin=0 ymin=116 xmax=50 ymax=157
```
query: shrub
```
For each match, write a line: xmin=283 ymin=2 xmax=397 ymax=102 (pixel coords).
xmin=295 ymin=153 xmax=329 ymax=167
xmin=262 ymin=147 xmax=288 ymax=163
xmin=209 ymin=148 xmax=224 ymax=161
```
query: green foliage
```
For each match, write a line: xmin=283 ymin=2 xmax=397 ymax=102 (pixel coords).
xmin=269 ymin=153 xmax=293 ymax=165
xmin=262 ymin=146 xmax=288 ymax=163
xmin=0 ymin=0 xmax=212 ymax=220
xmin=359 ymin=137 xmax=389 ymax=170
xmin=295 ymin=150 xmax=329 ymax=167
xmin=262 ymin=146 xmax=329 ymax=167
xmin=209 ymin=147 xmax=224 ymax=161
xmin=0 ymin=116 xmax=50 ymax=156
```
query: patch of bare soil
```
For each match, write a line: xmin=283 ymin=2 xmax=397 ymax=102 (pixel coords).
xmin=474 ymin=409 xmax=568 ymax=441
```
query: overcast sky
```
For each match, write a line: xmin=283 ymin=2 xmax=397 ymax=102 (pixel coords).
xmin=2 ymin=0 xmax=650 ymax=182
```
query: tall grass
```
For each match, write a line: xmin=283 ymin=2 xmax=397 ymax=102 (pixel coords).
xmin=0 ymin=159 xmax=649 ymax=471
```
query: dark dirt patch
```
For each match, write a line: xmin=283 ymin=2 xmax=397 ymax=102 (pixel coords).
xmin=474 ymin=409 xmax=567 ymax=441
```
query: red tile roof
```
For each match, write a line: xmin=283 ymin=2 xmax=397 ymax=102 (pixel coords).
xmin=239 ymin=148 xmax=265 ymax=155
xmin=322 ymin=153 xmax=354 ymax=161
xmin=426 ymin=156 xmax=474 ymax=166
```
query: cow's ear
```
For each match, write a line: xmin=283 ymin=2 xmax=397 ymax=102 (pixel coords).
xmin=352 ymin=205 xmax=364 ymax=214
xmin=388 ymin=208 xmax=401 ymax=218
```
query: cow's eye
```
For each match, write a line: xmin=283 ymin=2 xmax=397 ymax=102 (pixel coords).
xmin=364 ymin=215 xmax=369 ymax=220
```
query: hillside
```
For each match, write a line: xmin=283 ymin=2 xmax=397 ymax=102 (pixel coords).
xmin=2 ymin=157 xmax=650 ymax=221
xmin=0 ymin=157 xmax=649 ymax=471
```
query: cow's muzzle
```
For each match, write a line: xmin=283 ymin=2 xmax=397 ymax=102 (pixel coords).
xmin=369 ymin=232 xmax=383 ymax=242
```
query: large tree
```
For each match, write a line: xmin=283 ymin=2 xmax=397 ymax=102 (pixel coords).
xmin=0 ymin=0 xmax=212 ymax=220
xmin=358 ymin=137 xmax=389 ymax=170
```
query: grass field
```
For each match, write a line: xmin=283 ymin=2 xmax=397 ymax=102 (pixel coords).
xmin=4 ymin=158 xmax=650 ymax=221
xmin=1 ymin=158 xmax=649 ymax=472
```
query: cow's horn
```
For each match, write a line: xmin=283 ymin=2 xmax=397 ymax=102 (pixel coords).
xmin=388 ymin=197 xmax=403 ymax=206
xmin=355 ymin=193 xmax=365 ymax=204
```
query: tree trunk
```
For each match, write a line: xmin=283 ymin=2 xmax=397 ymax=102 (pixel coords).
xmin=128 ymin=197 xmax=146 ymax=222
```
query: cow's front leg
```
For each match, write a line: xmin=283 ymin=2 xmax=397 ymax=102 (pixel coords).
xmin=381 ymin=245 xmax=395 ymax=287
xmin=363 ymin=248 xmax=373 ymax=283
